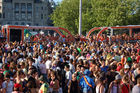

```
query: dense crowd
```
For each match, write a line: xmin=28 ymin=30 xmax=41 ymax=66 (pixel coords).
xmin=0 ymin=36 xmax=140 ymax=93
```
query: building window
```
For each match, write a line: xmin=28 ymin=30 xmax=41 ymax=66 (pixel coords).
xmin=21 ymin=22 xmax=25 ymax=25
xmin=7 ymin=22 xmax=10 ymax=25
xmin=36 ymin=7 xmax=39 ymax=11
xmin=27 ymin=3 xmax=32 ymax=12
xmin=41 ymin=6 xmax=43 ymax=10
xmin=3 ymin=6 xmax=5 ymax=10
xmin=0 ymin=13 xmax=1 ymax=18
xmin=35 ymin=23 xmax=39 ymax=26
xmin=27 ymin=13 xmax=32 ymax=20
xmin=15 ymin=13 xmax=19 ymax=20
xmin=21 ymin=13 xmax=26 ymax=20
xmin=21 ymin=3 xmax=26 ymax=12
xmin=8 ymin=13 xmax=11 ymax=18
xmin=41 ymin=14 xmax=43 ymax=19
xmin=3 ymin=13 xmax=5 ymax=18
xmin=15 ymin=3 xmax=19 ymax=11
xmin=36 ymin=13 xmax=39 ymax=18
xmin=45 ymin=7 xmax=47 ymax=10
xmin=4 ymin=0 xmax=12 ymax=2
xmin=15 ymin=22 xmax=18 ymax=25
xmin=27 ymin=23 xmax=31 ymax=26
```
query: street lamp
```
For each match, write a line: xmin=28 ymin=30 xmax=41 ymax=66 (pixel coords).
xmin=79 ymin=0 xmax=82 ymax=36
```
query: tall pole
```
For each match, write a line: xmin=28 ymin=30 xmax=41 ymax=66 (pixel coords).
xmin=79 ymin=0 xmax=82 ymax=36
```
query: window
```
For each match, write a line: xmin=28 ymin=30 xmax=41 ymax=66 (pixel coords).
xmin=3 ymin=13 xmax=5 ymax=18
xmin=0 ymin=13 xmax=1 ymax=18
xmin=15 ymin=13 xmax=19 ymax=20
xmin=15 ymin=22 xmax=18 ymax=25
xmin=8 ymin=13 xmax=11 ymax=18
xmin=36 ymin=13 xmax=39 ymax=18
xmin=36 ymin=7 xmax=40 ymax=12
xmin=21 ymin=3 xmax=26 ymax=12
xmin=4 ymin=0 xmax=12 ymax=2
xmin=21 ymin=22 xmax=25 ymax=25
xmin=35 ymin=23 xmax=39 ymax=26
xmin=41 ymin=6 xmax=43 ymax=10
xmin=27 ymin=23 xmax=31 ymax=26
xmin=7 ymin=22 xmax=10 ymax=25
xmin=21 ymin=13 xmax=26 ymax=19
xmin=27 ymin=3 xmax=32 ymax=12
xmin=41 ymin=14 xmax=43 ymax=19
xmin=3 ymin=6 xmax=5 ymax=10
xmin=15 ymin=3 xmax=19 ymax=11
xmin=27 ymin=13 xmax=32 ymax=20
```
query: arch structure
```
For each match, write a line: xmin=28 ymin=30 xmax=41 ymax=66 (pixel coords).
xmin=2 ymin=25 xmax=74 ymax=42
xmin=86 ymin=25 xmax=140 ymax=41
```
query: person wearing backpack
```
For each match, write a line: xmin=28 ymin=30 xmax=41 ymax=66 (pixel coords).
xmin=79 ymin=69 xmax=95 ymax=93
xmin=120 ymin=75 xmax=130 ymax=93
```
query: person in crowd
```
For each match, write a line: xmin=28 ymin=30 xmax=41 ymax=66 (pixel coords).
xmin=68 ymin=73 xmax=80 ymax=93
xmin=108 ymin=74 xmax=122 ymax=93
xmin=50 ymin=71 xmax=60 ymax=93
xmin=120 ymin=75 xmax=130 ymax=93
xmin=132 ymin=76 xmax=140 ymax=93
xmin=0 ymin=33 xmax=139 ymax=93
xmin=64 ymin=64 xmax=72 ymax=93
xmin=96 ymin=76 xmax=106 ymax=93
xmin=79 ymin=68 xmax=95 ymax=93
xmin=2 ymin=74 xmax=14 ymax=93
xmin=38 ymin=75 xmax=49 ymax=93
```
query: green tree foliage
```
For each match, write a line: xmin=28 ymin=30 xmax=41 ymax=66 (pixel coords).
xmin=51 ymin=0 xmax=139 ymax=35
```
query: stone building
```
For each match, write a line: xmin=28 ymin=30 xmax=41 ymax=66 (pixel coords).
xmin=0 ymin=0 xmax=53 ymax=26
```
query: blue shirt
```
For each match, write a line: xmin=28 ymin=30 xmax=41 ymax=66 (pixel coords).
xmin=79 ymin=75 xmax=95 ymax=92
xmin=101 ymin=66 xmax=109 ymax=73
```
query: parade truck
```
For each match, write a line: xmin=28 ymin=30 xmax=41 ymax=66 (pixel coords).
xmin=1 ymin=25 xmax=75 ymax=42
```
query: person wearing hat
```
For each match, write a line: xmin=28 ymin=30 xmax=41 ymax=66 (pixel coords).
xmin=108 ymin=74 xmax=122 ymax=93
xmin=38 ymin=75 xmax=49 ymax=93
xmin=124 ymin=64 xmax=130 ymax=74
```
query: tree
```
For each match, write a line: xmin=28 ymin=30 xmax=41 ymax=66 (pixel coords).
xmin=50 ymin=0 xmax=139 ymax=35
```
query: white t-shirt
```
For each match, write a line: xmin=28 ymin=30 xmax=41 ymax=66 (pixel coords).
xmin=78 ymin=56 xmax=85 ymax=60
xmin=69 ymin=63 xmax=75 ymax=74
xmin=39 ymin=63 xmax=47 ymax=74
xmin=65 ymin=71 xmax=72 ymax=86
xmin=2 ymin=80 xmax=14 ymax=93
xmin=45 ymin=60 xmax=52 ymax=69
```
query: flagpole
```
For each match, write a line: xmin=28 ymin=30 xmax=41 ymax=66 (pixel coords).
xmin=79 ymin=0 xmax=82 ymax=36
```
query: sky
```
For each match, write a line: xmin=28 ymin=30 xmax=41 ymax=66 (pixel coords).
xmin=54 ymin=0 xmax=62 ymax=3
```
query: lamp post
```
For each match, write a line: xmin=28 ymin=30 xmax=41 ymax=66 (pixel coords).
xmin=79 ymin=0 xmax=82 ymax=36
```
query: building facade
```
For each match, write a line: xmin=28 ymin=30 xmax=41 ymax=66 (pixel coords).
xmin=0 ymin=0 xmax=53 ymax=26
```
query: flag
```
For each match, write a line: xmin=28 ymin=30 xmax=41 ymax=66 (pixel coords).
xmin=24 ymin=29 xmax=32 ymax=37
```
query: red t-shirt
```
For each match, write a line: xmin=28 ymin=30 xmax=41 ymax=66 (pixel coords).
xmin=121 ymin=83 xmax=129 ymax=93
xmin=137 ymin=55 xmax=140 ymax=63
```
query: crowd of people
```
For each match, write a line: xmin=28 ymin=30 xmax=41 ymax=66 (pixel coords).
xmin=0 ymin=34 xmax=140 ymax=93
